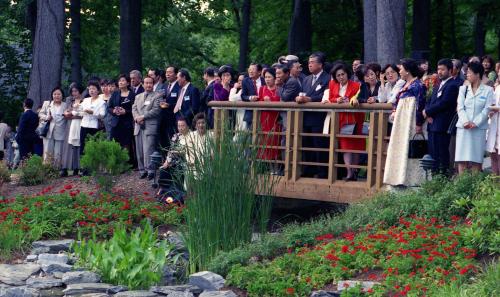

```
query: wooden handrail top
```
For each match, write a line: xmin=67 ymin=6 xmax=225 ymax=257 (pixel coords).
xmin=209 ymin=101 xmax=393 ymax=112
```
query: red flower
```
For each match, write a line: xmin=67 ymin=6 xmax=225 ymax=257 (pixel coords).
xmin=78 ymin=221 xmax=88 ymax=226
xmin=285 ymin=287 xmax=295 ymax=295
xmin=452 ymin=230 xmax=461 ymax=236
xmin=64 ymin=184 xmax=73 ymax=190
xmin=143 ymin=192 xmax=150 ymax=196
xmin=341 ymin=245 xmax=349 ymax=253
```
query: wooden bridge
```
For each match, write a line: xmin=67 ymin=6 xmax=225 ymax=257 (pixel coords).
xmin=210 ymin=101 xmax=393 ymax=204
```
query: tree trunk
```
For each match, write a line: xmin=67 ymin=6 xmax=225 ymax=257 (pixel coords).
xmin=433 ymin=0 xmax=444 ymax=61
xmin=411 ymin=0 xmax=430 ymax=60
xmin=120 ymin=0 xmax=142 ymax=74
xmin=473 ymin=5 xmax=486 ymax=57
xmin=449 ymin=0 xmax=458 ymax=56
xmin=238 ymin=0 xmax=251 ymax=72
xmin=288 ymin=0 xmax=312 ymax=56
xmin=25 ymin=0 xmax=37 ymax=43
xmin=70 ymin=0 xmax=82 ymax=85
xmin=376 ymin=0 xmax=406 ymax=66
xmin=363 ymin=0 xmax=377 ymax=63
xmin=27 ymin=0 xmax=65 ymax=109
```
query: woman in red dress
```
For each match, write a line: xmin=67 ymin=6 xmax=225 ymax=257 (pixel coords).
xmin=325 ymin=63 xmax=362 ymax=181
xmin=258 ymin=68 xmax=281 ymax=174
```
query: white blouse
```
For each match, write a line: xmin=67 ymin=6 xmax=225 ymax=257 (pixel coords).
xmin=79 ymin=97 xmax=106 ymax=129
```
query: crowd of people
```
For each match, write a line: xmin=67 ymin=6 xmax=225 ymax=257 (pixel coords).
xmin=0 ymin=52 xmax=499 ymax=190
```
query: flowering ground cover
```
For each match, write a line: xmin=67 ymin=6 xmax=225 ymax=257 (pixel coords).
xmin=0 ymin=183 xmax=183 ymax=260
xmin=227 ymin=216 xmax=485 ymax=297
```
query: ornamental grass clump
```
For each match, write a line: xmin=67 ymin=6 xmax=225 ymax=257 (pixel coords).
xmin=181 ymin=124 xmax=278 ymax=274
xmin=80 ymin=132 xmax=130 ymax=192
xmin=18 ymin=154 xmax=58 ymax=186
xmin=72 ymin=221 xmax=179 ymax=290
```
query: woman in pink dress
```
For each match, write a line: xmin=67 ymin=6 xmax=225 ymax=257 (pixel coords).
xmin=258 ymin=68 xmax=281 ymax=173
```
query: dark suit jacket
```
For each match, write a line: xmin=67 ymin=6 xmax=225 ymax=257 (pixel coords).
xmin=241 ymin=77 xmax=265 ymax=123
xmin=452 ymin=76 xmax=464 ymax=87
xmin=132 ymin=85 xmax=144 ymax=95
xmin=176 ymin=83 xmax=200 ymax=127
xmin=16 ymin=109 xmax=38 ymax=141
xmin=301 ymin=71 xmax=330 ymax=127
xmin=425 ymin=78 xmax=459 ymax=133
xmin=200 ymin=81 xmax=215 ymax=114
xmin=278 ymin=77 xmax=301 ymax=102
xmin=165 ymin=82 xmax=181 ymax=110
xmin=108 ymin=90 xmax=136 ymax=128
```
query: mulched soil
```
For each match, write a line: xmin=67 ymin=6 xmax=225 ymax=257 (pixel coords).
xmin=2 ymin=170 xmax=158 ymax=199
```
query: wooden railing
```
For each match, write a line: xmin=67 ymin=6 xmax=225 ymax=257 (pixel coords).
xmin=210 ymin=101 xmax=393 ymax=203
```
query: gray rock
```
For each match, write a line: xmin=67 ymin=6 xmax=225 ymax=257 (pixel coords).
xmin=106 ymin=286 xmax=128 ymax=294
xmin=30 ymin=248 xmax=50 ymax=256
xmin=31 ymin=240 xmax=74 ymax=254
xmin=40 ymin=263 xmax=72 ymax=275
xmin=38 ymin=288 xmax=64 ymax=297
xmin=337 ymin=280 xmax=379 ymax=291
xmin=150 ymin=285 xmax=201 ymax=296
xmin=166 ymin=292 xmax=194 ymax=297
xmin=198 ymin=291 xmax=237 ymax=297
xmin=0 ymin=284 xmax=12 ymax=296
xmin=164 ymin=232 xmax=185 ymax=252
xmin=0 ymin=264 xmax=41 ymax=286
xmin=2 ymin=286 xmax=40 ymax=297
xmin=310 ymin=291 xmax=341 ymax=297
xmin=79 ymin=294 xmax=109 ymax=297
xmin=113 ymin=291 xmax=157 ymax=297
xmin=61 ymin=272 xmax=100 ymax=285
xmin=62 ymin=283 xmax=113 ymax=295
xmin=50 ymin=273 xmax=63 ymax=280
xmin=26 ymin=277 xmax=63 ymax=289
xmin=188 ymin=272 xmax=224 ymax=291
xmin=26 ymin=256 xmax=38 ymax=263
xmin=37 ymin=255 xmax=68 ymax=265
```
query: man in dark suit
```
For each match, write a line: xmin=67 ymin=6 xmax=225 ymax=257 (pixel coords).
xmin=451 ymin=59 xmax=465 ymax=86
xmin=130 ymin=70 xmax=145 ymax=95
xmin=173 ymin=69 xmax=200 ymax=127
xmin=159 ymin=66 xmax=181 ymax=150
xmin=296 ymin=52 xmax=330 ymax=178
xmin=200 ymin=67 xmax=216 ymax=116
xmin=241 ymin=63 xmax=265 ymax=128
xmin=16 ymin=98 xmax=39 ymax=160
xmin=424 ymin=58 xmax=459 ymax=175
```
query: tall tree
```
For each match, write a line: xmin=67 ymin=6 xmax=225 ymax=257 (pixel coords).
xmin=27 ymin=0 xmax=65 ymax=108
xmin=473 ymin=4 xmax=487 ymax=56
xmin=411 ymin=0 xmax=430 ymax=60
xmin=376 ymin=0 xmax=406 ymax=66
xmin=70 ymin=0 xmax=82 ymax=85
xmin=433 ymin=0 xmax=444 ymax=61
xmin=288 ymin=0 xmax=312 ymax=55
xmin=363 ymin=0 xmax=377 ymax=63
xmin=449 ymin=0 xmax=458 ymax=56
xmin=120 ymin=0 xmax=142 ymax=74
xmin=24 ymin=0 xmax=37 ymax=43
xmin=238 ymin=0 xmax=251 ymax=72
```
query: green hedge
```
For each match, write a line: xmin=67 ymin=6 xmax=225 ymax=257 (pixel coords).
xmin=208 ymin=173 xmax=489 ymax=276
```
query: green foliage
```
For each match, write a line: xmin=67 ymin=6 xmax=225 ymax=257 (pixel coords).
xmin=227 ymin=217 xmax=479 ymax=297
xmin=73 ymin=221 xmax=178 ymax=290
xmin=0 ymin=189 xmax=182 ymax=261
xmin=457 ymin=176 xmax=500 ymax=254
xmin=429 ymin=260 xmax=499 ymax=297
xmin=0 ymin=162 xmax=10 ymax=185
xmin=208 ymin=173 xmax=489 ymax=276
xmin=80 ymin=133 xmax=130 ymax=191
xmin=18 ymin=155 xmax=58 ymax=186
xmin=181 ymin=126 xmax=276 ymax=274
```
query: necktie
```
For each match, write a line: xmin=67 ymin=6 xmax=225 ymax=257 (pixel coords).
xmin=312 ymin=75 xmax=317 ymax=86
xmin=174 ymin=86 xmax=186 ymax=114
xmin=166 ymin=83 xmax=172 ymax=96
xmin=253 ymin=80 xmax=257 ymax=93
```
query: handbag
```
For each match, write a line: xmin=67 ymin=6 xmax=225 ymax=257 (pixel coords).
xmin=36 ymin=101 xmax=51 ymax=138
xmin=447 ymin=86 xmax=468 ymax=135
xmin=408 ymin=133 xmax=428 ymax=159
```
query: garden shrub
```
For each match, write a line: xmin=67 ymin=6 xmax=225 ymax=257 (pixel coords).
xmin=208 ymin=173 xmax=490 ymax=276
xmin=0 ymin=162 xmax=10 ymax=196
xmin=18 ymin=154 xmax=58 ymax=186
xmin=73 ymin=221 xmax=179 ymax=290
xmin=80 ymin=133 xmax=130 ymax=191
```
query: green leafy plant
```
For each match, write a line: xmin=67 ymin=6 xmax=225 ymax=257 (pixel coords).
xmin=73 ymin=221 xmax=179 ymax=289
xmin=0 ymin=161 xmax=10 ymax=196
xmin=80 ymin=132 xmax=130 ymax=191
xmin=208 ymin=173 xmax=489 ymax=276
xmin=18 ymin=154 xmax=58 ymax=186
xmin=181 ymin=124 xmax=277 ymax=274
